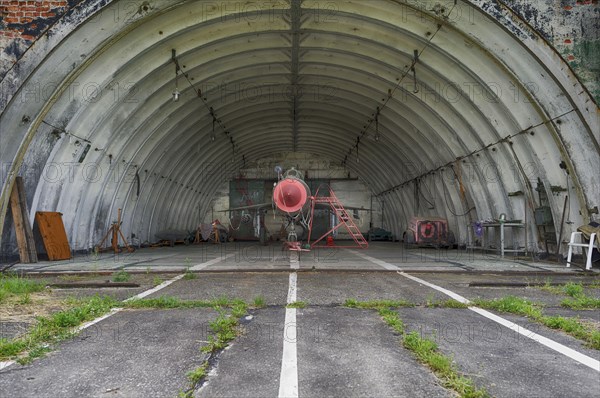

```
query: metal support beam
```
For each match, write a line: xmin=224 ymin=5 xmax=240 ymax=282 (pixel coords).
xmin=290 ymin=0 xmax=301 ymax=152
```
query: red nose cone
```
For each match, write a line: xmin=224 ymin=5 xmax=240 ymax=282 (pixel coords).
xmin=274 ymin=178 xmax=309 ymax=213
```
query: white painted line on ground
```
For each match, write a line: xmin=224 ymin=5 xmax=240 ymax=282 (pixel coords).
xmin=124 ymin=274 xmax=184 ymax=301
xmin=399 ymin=272 xmax=468 ymax=304
xmin=190 ymin=252 xmax=236 ymax=271
xmin=289 ymin=251 xmax=300 ymax=270
xmin=399 ymin=272 xmax=600 ymax=371
xmin=75 ymin=307 xmax=124 ymax=331
xmin=0 ymin=360 xmax=15 ymax=370
xmin=469 ymin=306 xmax=600 ymax=371
xmin=0 ymin=254 xmax=233 ymax=372
xmin=287 ymin=272 xmax=298 ymax=303
xmin=278 ymin=252 xmax=299 ymax=398
xmin=351 ymin=250 xmax=403 ymax=271
xmin=355 ymin=251 xmax=600 ymax=372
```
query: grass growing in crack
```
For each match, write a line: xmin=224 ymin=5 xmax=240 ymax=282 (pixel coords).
xmin=230 ymin=301 xmax=248 ymax=318
xmin=403 ymin=332 xmax=489 ymax=398
xmin=179 ymin=301 xmax=250 ymax=396
xmin=425 ymin=299 xmax=469 ymax=309
xmin=213 ymin=295 xmax=233 ymax=308
xmin=186 ymin=361 xmax=209 ymax=384
xmin=539 ymin=280 xmax=562 ymax=295
xmin=201 ymin=311 xmax=242 ymax=354
xmin=0 ymin=295 xmax=119 ymax=362
xmin=252 ymin=296 xmax=266 ymax=308
xmin=183 ymin=268 xmax=197 ymax=280
xmin=124 ymin=296 xmax=247 ymax=311
xmin=539 ymin=281 xmax=600 ymax=309
xmin=378 ymin=308 xmax=405 ymax=334
xmin=346 ymin=299 xmax=487 ymax=397
xmin=153 ymin=276 xmax=163 ymax=286
xmin=0 ymin=339 xmax=28 ymax=358
xmin=541 ymin=316 xmax=600 ymax=349
xmin=112 ymin=270 xmax=131 ymax=282
xmin=563 ymin=282 xmax=584 ymax=297
xmin=561 ymin=295 xmax=600 ymax=310
xmin=286 ymin=301 xmax=307 ymax=309
xmin=558 ymin=282 xmax=600 ymax=309
xmin=344 ymin=299 xmax=414 ymax=309
xmin=472 ymin=296 xmax=600 ymax=350
xmin=471 ymin=296 xmax=543 ymax=319
xmin=125 ymin=297 xmax=214 ymax=309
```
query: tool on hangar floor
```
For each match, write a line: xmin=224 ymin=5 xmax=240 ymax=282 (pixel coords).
xmin=95 ymin=208 xmax=134 ymax=254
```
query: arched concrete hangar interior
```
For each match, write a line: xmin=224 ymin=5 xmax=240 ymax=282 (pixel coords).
xmin=0 ymin=0 xmax=598 ymax=258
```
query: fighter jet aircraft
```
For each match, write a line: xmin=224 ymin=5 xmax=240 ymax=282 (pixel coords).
xmin=222 ymin=167 xmax=369 ymax=250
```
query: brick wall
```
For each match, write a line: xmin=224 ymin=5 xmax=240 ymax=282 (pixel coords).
xmin=1 ymin=1 xmax=70 ymax=41
xmin=0 ymin=1 xmax=79 ymax=78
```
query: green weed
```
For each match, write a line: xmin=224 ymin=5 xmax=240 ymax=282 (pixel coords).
xmin=473 ymin=296 xmax=600 ymax=350
xmin=345 ymin=298 xmax=488 ymax=397
xmin=403 ymin=331 xmax=489 ymax=398
xmin=563 ymin=282 xmax=584 ymax=297
xmin=231 ymin=301 xmax=248 ymax=318
xmin=125 ymin=297 xmax=218 ymax=309
xmin=425 ymin=299 xmax=469 ymax=309
xmin=0 ymin=295 xmax=119 ymax=361
xmin=252 ymin=296 xmax=266 ymax=308
xmin=183 ymin=268 xmax=197 ymax=280
xmin=0 ymin=274 xmax=45 ymax=299
xmin=471 ymin=296 xmax=543 ymax=319
xmin=561 ymin=296 xmax=600 ymax=310
xmin=378 ymin=308 xmax=404 ymax=334
xmin=153 ymin=276 xmax=163 ymax=286
xmin=286 ymin=301 xmax=307 ymax=309
xmin=186 ymin=361 xmax=208 ymax=384
xmin=18 ymin=293 xmax=32 ymax=305
xmin=112 ymin=270 xmax=131 ymax=282
xmin=538 ymin=280 xmax=562 ymax=295
xmin=541 ymin=316 xmax=600 ymax=350
xmin=201 ymin=311 xmax=242 ymax=354
xmin=0 ymin=339 xmax=29 ymax=359
xmin=343 ymin=299 xmax=414 ymax=309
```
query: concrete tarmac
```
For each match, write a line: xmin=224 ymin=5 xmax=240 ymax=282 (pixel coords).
xmin=1 ymin=242 xmax=598 ymax=397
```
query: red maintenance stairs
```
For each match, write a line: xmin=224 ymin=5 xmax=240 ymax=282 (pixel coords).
xmin=307 ymin=186 xmax=369 ymax=249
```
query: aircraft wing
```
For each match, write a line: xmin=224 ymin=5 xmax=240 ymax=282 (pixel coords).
xmin=313 ymin=202 xmax=370 ymax=211
xmin=219 ymin=202 xmax=369 ymax=212
xmin=218 ymin=203 xmax=272 ymax=212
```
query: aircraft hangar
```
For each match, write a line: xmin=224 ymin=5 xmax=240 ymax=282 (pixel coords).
xmin=0 ymin=1 xmax=599 ymax=397
xmin=0 ymin=0 xmax=598 ymax=255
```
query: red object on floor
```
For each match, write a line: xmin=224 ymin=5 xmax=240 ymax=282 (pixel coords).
xmin=326 ymin=235 xmax=334 ymax=246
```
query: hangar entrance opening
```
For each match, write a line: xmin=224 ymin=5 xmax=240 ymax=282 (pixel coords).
xmin=0 ymin=0 xmax=598 ymax=266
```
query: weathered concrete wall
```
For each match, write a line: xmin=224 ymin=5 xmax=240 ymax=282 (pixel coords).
xmin=1 ymin=1 xmax=75 ymax=79
xmin=2 ymin=1 xmax=598 ymax=106
xmin=0 ymin=0 xmax=110 ymax=111
xmin=501 ymin=0 xmax=600 ymax=103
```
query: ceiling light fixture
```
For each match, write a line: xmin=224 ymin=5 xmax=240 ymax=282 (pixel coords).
xmin=172 ymin=49 xmax=180 ymax=102
xmin=172 ymin=67 xmax=180 ymax=102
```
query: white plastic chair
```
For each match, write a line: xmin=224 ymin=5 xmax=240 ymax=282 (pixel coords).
xmin=566 ymin=232 xmax=597 ymax=270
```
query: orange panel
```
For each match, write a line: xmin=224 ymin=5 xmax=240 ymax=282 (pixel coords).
xmin=35 ymin=212 xmax=71 ymax=260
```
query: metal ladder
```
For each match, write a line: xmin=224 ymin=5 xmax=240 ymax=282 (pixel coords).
xmin=311 ymin=188 xmax=368 ymax=248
